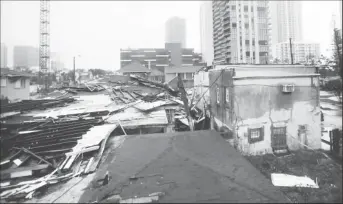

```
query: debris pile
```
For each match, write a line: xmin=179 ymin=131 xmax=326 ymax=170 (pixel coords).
xmin=0 ymin=98 xmax=75 ymax=116
xmin=0 ymin=118 xmax=117 ymax=201
xmin=0 ymin=74 xmax=209 ymax=202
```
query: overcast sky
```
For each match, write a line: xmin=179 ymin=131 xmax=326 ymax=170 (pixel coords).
xmin=1 ymin=1 xmax=341 ymax=70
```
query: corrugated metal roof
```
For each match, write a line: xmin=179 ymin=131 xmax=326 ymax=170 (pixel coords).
xmin=106 ymin=107 xmax=168 ymax=128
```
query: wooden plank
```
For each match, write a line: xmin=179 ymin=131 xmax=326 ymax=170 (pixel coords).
xmin=66 ymin=145 xmax=99 ymax=157
xmin=87 ymin=133 xmax=110 ymax=173
xmin=0 ymin=164 xmax=49 ymax=179
xmin=83 ymin=157 xmax=94 ymax=174
xmin=11 ymin=155 xmax=30 ymax=168
xmin=321 ymin=139 xmax=331 ymax=146
xmin=63 ymin=154 xmax=78 ymax=170
xmin=18 ymin=147 xmax=53 ymax=167
xmin=11 ymin=170 xmax=32 ymax=178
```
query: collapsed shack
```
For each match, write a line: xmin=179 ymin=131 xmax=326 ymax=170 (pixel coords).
xmin=0 ymin=74 xmax=211 ymax=202
xmin=0 ymin=117 xmax=120 ymax=201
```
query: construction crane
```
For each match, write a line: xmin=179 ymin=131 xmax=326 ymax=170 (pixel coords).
xmin=39 ymin=0 xmax=50 ymax=90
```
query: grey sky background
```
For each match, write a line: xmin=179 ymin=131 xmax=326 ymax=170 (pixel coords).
xmin=1 ymin=1 xmax=341 ymax=71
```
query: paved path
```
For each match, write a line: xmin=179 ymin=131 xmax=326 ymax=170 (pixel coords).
xmin=79 ymin=130 xmax=289 ymax=203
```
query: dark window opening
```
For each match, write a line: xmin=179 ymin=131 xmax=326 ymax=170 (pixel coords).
xmin=232 ymin=23 xmax=237 ymax=28
xmin=248 ymin=127 xmax=264 ymax=143
xmin=232 ymin=5 xmax=236 ymax=10
xmin=245 ymin=40 xmax=249 ymax=45
xmin=258 ymin=40 xmax=268 ymax=45
xmin=244 ymin=5 xmax=248 ymax=12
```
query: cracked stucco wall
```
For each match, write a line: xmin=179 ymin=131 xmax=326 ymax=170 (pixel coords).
xmin=233 ymin=77 xmax=321 ymax=155
xmin=209 ymin=67 xmax=321 ymax=155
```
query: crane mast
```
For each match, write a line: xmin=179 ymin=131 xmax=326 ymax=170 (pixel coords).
xmin=39 ymin=0 xmax=50 ymax=89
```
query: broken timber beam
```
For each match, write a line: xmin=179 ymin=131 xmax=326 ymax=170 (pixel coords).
xmin=14 ymin=147 xmax=54 ymax=167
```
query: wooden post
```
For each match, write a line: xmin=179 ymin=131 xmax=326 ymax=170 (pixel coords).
xmin=289 ymin=38 xmax=294 ymax=65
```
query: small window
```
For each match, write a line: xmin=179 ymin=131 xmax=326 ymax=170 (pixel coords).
xmin=248 ymin=127 xmax=264 ymax=143
xmin=244 ymin=5 xmax=248 ymax=12
xmin=21 ymin=78 xmax=26 ymax=88
xmin=15 ymin=80 xmax=21 ymax=89
xmin=0 ymin=78 xmax=6 ymax=87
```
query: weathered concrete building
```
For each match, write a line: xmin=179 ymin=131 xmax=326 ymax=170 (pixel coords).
xmin=0 ymin=69 xmax=32 ymax=102
xmin=209 ymin=65 xmax=321 ymax=155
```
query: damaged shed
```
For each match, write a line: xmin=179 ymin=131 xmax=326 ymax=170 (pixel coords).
xmin=209 ymin=65 xmax=322 ymax=155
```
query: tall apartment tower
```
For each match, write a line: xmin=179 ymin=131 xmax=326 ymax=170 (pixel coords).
xmin=212 ymin=0 xmax=271 ymax=65
xmin=275 ymin=1 xmax=302 ymax=43
xmin=200 ymin=1 xmax=214 ymax=66
xmin=270 ymin=1 xmax=303 ymax=57
xmin=165 ymin=17 xmax=186 ymax=48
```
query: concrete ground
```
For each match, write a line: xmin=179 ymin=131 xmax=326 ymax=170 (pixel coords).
xmin=78 ymin=130 xmax=290 ymax=203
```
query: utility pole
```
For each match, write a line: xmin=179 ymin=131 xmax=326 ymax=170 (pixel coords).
xmin=177 ymin=74 xmax=194 ymax=131
xmin=289 ymin=38 xmax=294 ymax=65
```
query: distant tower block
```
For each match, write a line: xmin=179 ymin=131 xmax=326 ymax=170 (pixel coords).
xmin=39 ymin=0 xmax=50 ymax=72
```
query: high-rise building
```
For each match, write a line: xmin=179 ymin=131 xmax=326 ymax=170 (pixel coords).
xmin=1 ymin=43 xmax=7 ymax=68
xmin=165 ymin=17 xmax=187 ymax=48
xmin=274 ymin=1 xmax=303 ymax=43
xmin=13 ymin=46 xmax=39 ymax=68
xmin=270 ymin=1 xmax=303 ymax=57
xmin=200 ymin=1 xmax=214 ymax=66
xmin=275 ymin=41 xmax=320 ymax=64
xmin=212 ymin=0 xmax=271 ymax=64
xmin=340 ymin=0 xmax=342 ymax=28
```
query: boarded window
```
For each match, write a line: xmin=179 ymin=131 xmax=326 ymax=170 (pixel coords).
xmin=21 ymin=78 xmax=26 ymax=88
xmin=248 ymin=127 xmax=264 ymax=143
xmin=0 ymin=78 xmax=6 ymax=87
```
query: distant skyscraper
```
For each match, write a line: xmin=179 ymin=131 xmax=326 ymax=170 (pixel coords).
xmin=274 ymin=1 xmax=303 ymax=43
xmin=212 ymin=0 xmax=271 ymax=64
xmin=340 ymin=0 xmax=342 ymax=28
xmin=1 ymin=43 xmax=8 ymax=68
xmin=13 ymin=46 xmax=39 ymax=68
xmin=275 ymin=41 xmax=320 ymax=64
xmin=270 ymin=1 xmax=303 ymax=58
xmin=165 ymin=17 xmax=186 ymax=48
xmin=200 ymin=1 xmax=214 ymax=66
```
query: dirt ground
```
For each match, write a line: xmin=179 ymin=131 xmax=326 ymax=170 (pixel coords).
xmin=246 ymin=150 xmax=342 ymax=203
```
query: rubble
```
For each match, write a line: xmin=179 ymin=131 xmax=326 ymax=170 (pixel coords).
xmin=0 ymin=74 xmax=206 ymax=202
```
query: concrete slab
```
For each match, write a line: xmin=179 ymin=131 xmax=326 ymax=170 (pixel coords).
xmin=78 ymin=130 xmax=290 ymax=203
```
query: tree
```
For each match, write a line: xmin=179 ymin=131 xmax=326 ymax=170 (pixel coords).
xmin=272 ymin=58 xmax=281 ymax=64
xmin=333 ymin=28 xmax=342 ymax=80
